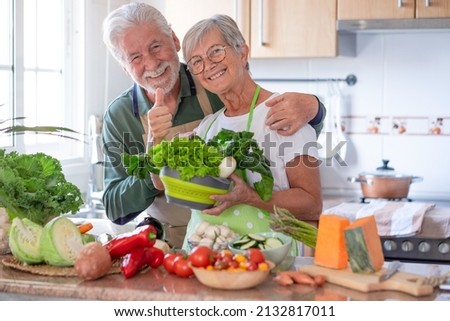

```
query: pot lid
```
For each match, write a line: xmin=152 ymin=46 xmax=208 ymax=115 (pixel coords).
xmin=360 ymin=159 xmax=413 ymax=178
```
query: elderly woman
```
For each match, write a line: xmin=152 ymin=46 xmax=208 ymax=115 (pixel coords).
xmin=175 ymin=15 xmax=322 ymax=250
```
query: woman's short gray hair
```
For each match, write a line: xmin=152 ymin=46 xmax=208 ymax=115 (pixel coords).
xmin=182 ymin=15 xmax=248 ymax=70
xmin=102 ymin=3 xmax=172 ymax=63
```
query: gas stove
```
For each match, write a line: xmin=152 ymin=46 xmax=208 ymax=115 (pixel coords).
xmin=360 ymin=197 xmax=412 ymax=203
xmin=381 ymin=235 xmax=450 ymax=264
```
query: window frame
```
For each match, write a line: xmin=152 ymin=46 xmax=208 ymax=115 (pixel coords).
xmin=4 ymin=0 xmax=85 ymax=158
xmin=2 ymin=0 xmax=89 ymax=193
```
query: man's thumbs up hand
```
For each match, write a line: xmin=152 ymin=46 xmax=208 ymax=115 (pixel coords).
xmin=147 ymin=88 xmax=172 ymax=145
xmin=154 ymin=87 xmax=165 ymax=108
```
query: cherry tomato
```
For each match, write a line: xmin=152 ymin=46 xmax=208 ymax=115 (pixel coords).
xmin=228 ymin=260 xmax=240 ymax=269
xmin=163 ymin=252 xmax=182 ymax=274
xmin=173 ymin=256 xmax=194 ymax=278
xmin=246 ymin=248 xmax=265 ymax=264
xmin=246 ymin=261 xmax=258 ymax=271
xmin=188 ymin=245 xmax=213 ymax=268
xmin=214 ymin=258 xmax=229 ymax=270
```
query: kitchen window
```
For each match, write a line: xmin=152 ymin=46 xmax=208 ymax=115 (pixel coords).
xmin=1 ymin=0 xmax=85 ymax=161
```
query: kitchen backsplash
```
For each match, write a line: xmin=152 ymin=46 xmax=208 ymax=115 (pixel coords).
xmin=249 ymin=32 xmax=450 ymax=202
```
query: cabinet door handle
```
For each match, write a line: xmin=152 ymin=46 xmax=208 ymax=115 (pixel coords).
xmin=258 ymin=0 xmax=267 ymax=46
xmin=397 ymin=0 xmax=403 ymax=7
xmin=425 ymin=0 xmax=430 ymax=7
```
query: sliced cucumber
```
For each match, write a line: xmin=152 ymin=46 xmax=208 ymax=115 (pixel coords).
xmin=247 ymin=233 xmax=266 ymax=241
xmin=239 ymin=240 xmax=257 ymax=250
xmin=232 ymin=236 xmax=251 ymax=245
xmin=265 ymin=237 xmax=283 ymax=249
xmin=232 ymin=233 xmax=285 ymax=251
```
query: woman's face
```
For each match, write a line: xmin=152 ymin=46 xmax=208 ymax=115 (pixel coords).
xmin=189 ymin=29 xmax=247 ymax=95
xmin=118 ymin=23 xmax=181 ymax=94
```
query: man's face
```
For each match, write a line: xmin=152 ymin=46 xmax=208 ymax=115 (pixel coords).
xmin=118 ymin=23 xmax=181 ymax=94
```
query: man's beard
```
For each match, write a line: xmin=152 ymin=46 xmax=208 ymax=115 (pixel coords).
xmin=141 ymin=60 xmax=179 ymax=95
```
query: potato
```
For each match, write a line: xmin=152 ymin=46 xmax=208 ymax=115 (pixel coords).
xmin=75 ymin=242 xmax=112 ymax=280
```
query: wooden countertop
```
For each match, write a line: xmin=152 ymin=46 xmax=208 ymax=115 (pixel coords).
xmin=1 ymin=255 xmax=449 ymax=301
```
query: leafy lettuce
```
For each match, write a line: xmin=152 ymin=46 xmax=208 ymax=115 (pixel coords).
xmin=122 ymin=129 xmax=274 ymax=201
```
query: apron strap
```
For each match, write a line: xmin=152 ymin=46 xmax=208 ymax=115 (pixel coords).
xmin=191 ymin=74 xmax=213 ymax=116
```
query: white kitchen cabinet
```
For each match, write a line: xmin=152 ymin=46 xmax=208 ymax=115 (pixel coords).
xmin=338 ymin=0 xmax=450 ymax=20
xmin=164 ymin=0 xmax=338 ymax=58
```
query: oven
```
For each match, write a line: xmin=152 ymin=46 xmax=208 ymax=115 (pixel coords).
xmin=381 ymin=235 xmax=450 ymax=264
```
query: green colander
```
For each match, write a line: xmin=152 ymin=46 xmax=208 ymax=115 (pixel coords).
xmin=160 ymin=167 xmax=231 ymax=210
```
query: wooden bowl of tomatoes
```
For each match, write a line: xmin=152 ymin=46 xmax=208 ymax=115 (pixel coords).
xmin=188 ymin=246 xmax=275 ymax=290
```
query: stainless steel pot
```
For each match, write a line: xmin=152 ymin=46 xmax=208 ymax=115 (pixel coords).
xmin=348 ymin=160 xmax=423 ymax=199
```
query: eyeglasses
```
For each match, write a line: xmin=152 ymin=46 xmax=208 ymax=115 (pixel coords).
xmin=187 ymin=44 xmax=228 ymax=75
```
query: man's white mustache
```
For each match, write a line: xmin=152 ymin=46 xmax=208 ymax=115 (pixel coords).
xmin=143 ymin=63 xmax=168 ymax=78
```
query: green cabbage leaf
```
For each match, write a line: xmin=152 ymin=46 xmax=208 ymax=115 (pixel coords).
xmin=0 ymin=149 xmax=83 ymax=225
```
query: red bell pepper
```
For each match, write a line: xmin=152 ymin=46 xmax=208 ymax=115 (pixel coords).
xmin=104 ymin=225 xmax=156 ymax=259
xmin=121 ymin=247 xmax=145 ymax=279
xmin=141 ymin=247 xmax=164 ymax=269
xmin=121 ymin=246 xmax=165 ymax=278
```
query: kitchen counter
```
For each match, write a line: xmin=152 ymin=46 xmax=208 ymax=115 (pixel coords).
xmin=1 ymin=255 xmax=449 ymax=301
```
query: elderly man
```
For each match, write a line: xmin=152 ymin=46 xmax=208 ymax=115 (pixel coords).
xmin=101 ymin=2 xmax=326 ymax=248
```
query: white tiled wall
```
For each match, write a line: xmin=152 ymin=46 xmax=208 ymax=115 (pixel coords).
xmin=249 ymin=31 xmax=450 ymax=201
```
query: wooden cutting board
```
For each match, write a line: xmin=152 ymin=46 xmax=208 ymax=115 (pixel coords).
xmin=299 ymin=265 xmax=434 ymax=297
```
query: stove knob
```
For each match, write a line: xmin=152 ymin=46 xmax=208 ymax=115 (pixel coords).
xmin=383 ymin=240 xmax=397 ymax=251
xmin=438 ymin=242 xmax=450 ymax=254
xmin=418 ymin=241 xmax=431 ymax=253
xmin=401 ymin=240 xmax=414 ymax=252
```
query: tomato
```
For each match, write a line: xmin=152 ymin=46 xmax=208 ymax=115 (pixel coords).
xmin=246 ymin=261 xmax=258 ymax=271
xmin=246 ymin=248 xmax=265 ymax=264
xmin=228 ymin=260 xmax=240 ymax=269
xmin=188 ymin=245 xmax=213 ymax=268
xmin=173 ymin=256 xmax=194 ymax=278
xmin=163 ymin=252 xmax=182 ymax=274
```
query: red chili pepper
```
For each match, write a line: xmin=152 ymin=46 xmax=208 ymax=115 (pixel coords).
xmin=104 ymin=225 xmax=156 ymax=259
xmin=121 ymin=247 xmax=145 ymax=279
xmin=141 ymin=247 xmax=164 ymax=269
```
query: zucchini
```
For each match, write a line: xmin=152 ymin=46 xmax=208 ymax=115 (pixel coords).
xmin=232 ymin=236 xmax=250 ymax=245
xmin=232 ymin=233 xmax=285 ymax=251
xmin=239 ymin=240 xmax=257 ymax=250
xmin=247 ymin=233 xmax=265 ymax=241
xmin=265 ymin=237 xmax=283 ymax=249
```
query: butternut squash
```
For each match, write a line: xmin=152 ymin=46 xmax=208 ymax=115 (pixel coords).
xmin=344 ymin=215 xmax=384 ymax=273
xmin=314 ymin=214 xmax=350 ymax=269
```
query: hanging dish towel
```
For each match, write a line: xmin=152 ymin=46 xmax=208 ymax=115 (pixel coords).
xmin=317 ymin=82 xmax=347 ymax=161
xmin=355 ymin=200 xmax=435 ymax=237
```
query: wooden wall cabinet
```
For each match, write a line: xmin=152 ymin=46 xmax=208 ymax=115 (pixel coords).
xmin=165 ymin=0 xmax=338 ymax=58
xmin=249 ymin=0 xmax=336 ymax=58
xmin=338 ymin=0 xmax=450 ymax=20
xmin=164 ymin=0 xmax=250 ymax=50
